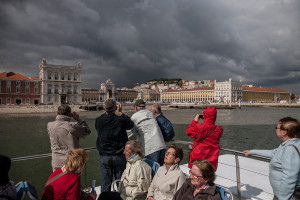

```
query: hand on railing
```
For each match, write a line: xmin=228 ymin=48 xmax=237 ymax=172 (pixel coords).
xmin=243 ymin=150 xmax=251 ymax=156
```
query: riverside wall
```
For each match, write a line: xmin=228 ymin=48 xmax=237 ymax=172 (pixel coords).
xmin=0 ymin=103 xmax=299 ymax=114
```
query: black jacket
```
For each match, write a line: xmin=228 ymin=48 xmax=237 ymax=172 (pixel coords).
xmin=95 ymin=113 xmax=134 ymax=156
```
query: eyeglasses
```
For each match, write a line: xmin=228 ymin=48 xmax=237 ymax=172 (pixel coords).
xmin=189 ymin=170 xmax=203 ymax=180
xmin=275 ymin=127 xmax=281 ymax=130
xmin=165 ymin=151 xmax=176 ymax=157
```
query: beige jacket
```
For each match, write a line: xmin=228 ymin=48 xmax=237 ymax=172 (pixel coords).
xmin=47 ymin=115 xmax=91 ymax=170
xmin=147 ymin=164 xmax=186 ymax=200
xmin=120 ymin=155 xmax=152 ymax=200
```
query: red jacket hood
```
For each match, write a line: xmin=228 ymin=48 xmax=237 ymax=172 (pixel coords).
xmin=203 ymin=107 xmax=217 ymax=124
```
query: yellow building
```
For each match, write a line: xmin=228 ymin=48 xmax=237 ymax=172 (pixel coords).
xmin=143 ymin=90 xmax=160 ymax=102
xmin=161 ymin=87 xmax=214 ymax=103
xmin=116 ymin=89 xmax=138 ymax=102
xmin=81 ymin=88 xmax=99 ymax=103
xmin=242 ymin=86 xmax=290 ymax=103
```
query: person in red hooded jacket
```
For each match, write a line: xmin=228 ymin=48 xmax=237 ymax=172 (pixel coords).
xmin=186 ymin=107 xmax=223 ymax=170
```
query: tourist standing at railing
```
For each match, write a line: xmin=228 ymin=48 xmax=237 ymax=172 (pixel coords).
xmin=150 ymin=104 xmax=175 ymax=142
xmin=186 ymin=106 xmax=223 ymax=170
xmin=173 ymin=159 xmax=221 ymax=200
xmin=42 ymin=149 xmax=97 ymax=200
xmin=47 ymin=104 xmax=91 ymax=171
xmin=129 ymin=99 xmax=166 ymax=166
xmin=147 ymin=144 xmax=186 ymax=200
xmin=95 ymin=99 xmax=134 ymax=193
xmin=244 ymin=117 xmax=300 ymax=200
xmin=0 ymin=155 xmax=17 ymax=200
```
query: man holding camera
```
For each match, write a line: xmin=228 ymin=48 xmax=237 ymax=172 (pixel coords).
xmin=95 ymin=98 xmax=134 ymax=193
xmin=47 ymin=104 xmax=91 ymax=171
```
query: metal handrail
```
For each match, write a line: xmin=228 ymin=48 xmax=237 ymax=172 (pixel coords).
xmin=171 ymin=140 xmax=271 ymax=200
xmin=11 ymin=141 xmax=271 ymax=200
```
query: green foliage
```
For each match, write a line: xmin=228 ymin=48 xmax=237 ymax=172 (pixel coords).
xmin=147 ymin=78 xmax=182 ymax=85
xmin=291 ymin=93 xmax=296 ymax=100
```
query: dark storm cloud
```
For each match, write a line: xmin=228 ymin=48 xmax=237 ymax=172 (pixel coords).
xmin=0 ymin=0 xmax=300 ymax=93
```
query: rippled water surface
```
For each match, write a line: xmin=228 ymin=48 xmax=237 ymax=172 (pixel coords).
xmin=1 ymin=107 xmax=299 ymax=197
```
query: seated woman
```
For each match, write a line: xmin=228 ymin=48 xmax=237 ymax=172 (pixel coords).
xmin=42 ymin=148 xmax=97 ymax=200
xmin=119 ymin=140 xmax=152 ymax=200
xmin=147 ymin=144 xmax=186 ymax=200
xmin=173 ymin=159 xmax=221 ymax=200
xmin=0 ymin=155 xmax=17 ymax=200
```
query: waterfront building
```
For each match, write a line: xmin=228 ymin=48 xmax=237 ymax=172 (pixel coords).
xmin=116 ymin=88 xmax=138 ymax=102
xmin=214 ymin=79 xmax=243 ymax=103
xmin=99 ymin=79 xmax=160 ymax=102
xmin=39 ymin=58 xmax=82 ymax=105
xmin=242 ymin=85 xmax=290 ymax=103
xmin=99 ymin=79 xmax=117 ymax=101
xmin=0 ymin=72 xmax=40 ymax=105
xmin=81 ymin=88 xmax=99 ymax=103
xmin=161 ymin=87 xmax=214 ymax=103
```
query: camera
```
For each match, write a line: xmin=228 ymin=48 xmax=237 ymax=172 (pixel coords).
xmin=199 ymin=114 xmax=204 ymax=119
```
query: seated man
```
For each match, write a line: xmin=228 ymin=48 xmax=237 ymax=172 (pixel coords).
xmin=147 ymin=144 xmax=186 ymax=200
xmin=119 ymin=140 xmax=152 ymax=200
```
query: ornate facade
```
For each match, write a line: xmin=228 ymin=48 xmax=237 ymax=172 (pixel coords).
xmin=39 ymin=58 xmax=82 ymax=105
xmin=214 ymin=79 xmax=242 ymax=103
xmin=99 ymin=79 xmax=117 ymax=101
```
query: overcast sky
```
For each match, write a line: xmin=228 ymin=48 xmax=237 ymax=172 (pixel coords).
xmin=0 ymin=0 xmax=299 ymax=93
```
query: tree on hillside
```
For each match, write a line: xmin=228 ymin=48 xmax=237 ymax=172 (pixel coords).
xmin=291 ymin=93 xmax=295 ymax=101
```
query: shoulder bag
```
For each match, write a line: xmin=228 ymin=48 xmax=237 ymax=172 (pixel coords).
xmin=188 ymin=125 xmax=217 ymax=163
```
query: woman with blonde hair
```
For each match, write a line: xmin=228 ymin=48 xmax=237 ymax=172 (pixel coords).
xmin=42 ymin=148 xmax=97 ymax=200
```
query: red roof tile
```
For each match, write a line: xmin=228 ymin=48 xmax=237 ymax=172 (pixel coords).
xmin=0 ymin=72 xmax=39 ymax=81
xmin=242 ymin=86 xmax=289 ymax=93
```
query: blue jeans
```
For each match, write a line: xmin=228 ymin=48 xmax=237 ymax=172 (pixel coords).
xmin=145 ymin=149 xmax=166 ymax=166
xmin=99 ymin=154 xmax=126 ymax=193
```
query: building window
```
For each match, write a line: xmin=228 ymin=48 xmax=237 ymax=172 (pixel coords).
xmin=74 ymin=96 xmax=77 ymax=102
xmin=73 ymin=86 xmax=77 ymax=94
xmin=25 ymin=82 xmax=30 ymax=93
xmin=74 ymin=73 xmax=77 ymax=81
xmin=48 ymin=85 xmax=52 ymax=94
xmin=55 ymin=73 xmax=58 ymax=80
xmin=34 ymin=82 xmax=38 ymax=93
xmin=55 ymin=96 xmax=58 ymax=102
xmin=6 ymin=81 xmax=11 ymax=93
xmin=7 ymin=98 xmax=11 ymax=104
xmin=48 ymin=72 xmax=52 ymax=80
xmin=26 ymin=98 xmax=30 ymax=104
xmin=0 ymin=98 xmax=2 ymax=104
xmin=48 ymin=96 xmax=51 ymax=102
xmin=16 ymin=81 xmax=21 ymax=93
xmin=54 ymin=85 xmax=58 ymax=94
xmin=61 ymin=85 xmax=65 ymax=93
xmin=67 ymin=86 xmax=72 ymax=94
xmin=68 ymin=73 xmax=71 ymax=80
xmin=61 ymin=73 xmax=64 ymax=80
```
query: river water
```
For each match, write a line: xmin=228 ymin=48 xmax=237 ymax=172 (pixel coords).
xmin=1 ymin=107 xmax=299 ymax=197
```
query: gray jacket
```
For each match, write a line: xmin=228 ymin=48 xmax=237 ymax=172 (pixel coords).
xmin=130 ymin=109 xmax=166 ymax=156
xmin=47 ymin=115 xmax=91 ymax=170
xmin=147 ymin=164 xmax=186 ymax=200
